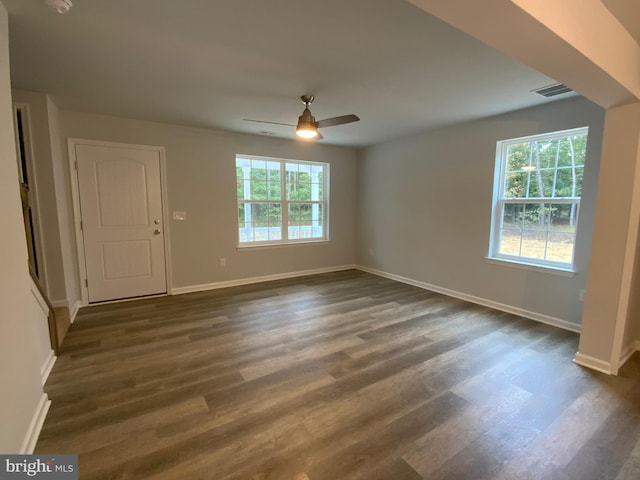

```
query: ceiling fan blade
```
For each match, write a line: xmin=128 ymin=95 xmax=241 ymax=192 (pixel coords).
xmin=243 ymin=118 xmax=296 ymax=127
xmin=315 ymin=114 xmax=360 ymax=129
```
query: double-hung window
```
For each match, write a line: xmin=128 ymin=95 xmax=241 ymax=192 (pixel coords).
xmin=236 ymin=155 xmax=328 ymax=246
xmin=489 ymin=127 xmax=588 ymax=270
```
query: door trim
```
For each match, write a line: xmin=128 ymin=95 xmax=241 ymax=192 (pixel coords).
xmin=13 ymin=103 xmax=49 ymax=295
xmin=68 ymin=138 xmax=173 ymax=306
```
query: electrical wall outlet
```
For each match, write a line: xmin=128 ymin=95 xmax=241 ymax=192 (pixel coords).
xmin=219 ymin=257 xmax=226 ymax=267
xmin=579 ymin=289 xmax=586 ymax=302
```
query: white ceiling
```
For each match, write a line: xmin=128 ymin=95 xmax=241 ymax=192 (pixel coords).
xmin=4 ymin=0 xmax=572 ymax=147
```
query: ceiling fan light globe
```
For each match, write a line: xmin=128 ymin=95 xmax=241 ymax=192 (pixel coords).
xmin=45 ymin=0 xmax=73 ymax=13
xmin=296 ymin=127 xmax=318 ymax=139
xmin=296 ymin=118 xmax=318 ymax=138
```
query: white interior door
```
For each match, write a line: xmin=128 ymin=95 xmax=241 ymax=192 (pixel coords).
xmin=75 ymin=143 xmax=167 ymax=303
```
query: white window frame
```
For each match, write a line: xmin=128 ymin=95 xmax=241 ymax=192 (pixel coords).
xmin=236 ymin=154 xmax=329 ymax=247
xmin=488 ymin=127 xmax=588 ymax=272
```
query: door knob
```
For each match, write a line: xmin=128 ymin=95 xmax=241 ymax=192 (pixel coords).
xmin=154 ymin=229 xmax=161 ymax=235
xmin=154 ymin=219 xmax=161 ymax=224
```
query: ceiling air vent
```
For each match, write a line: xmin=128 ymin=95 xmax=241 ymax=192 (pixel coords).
xmin=532 ymin=83 xmax=573 ymax=98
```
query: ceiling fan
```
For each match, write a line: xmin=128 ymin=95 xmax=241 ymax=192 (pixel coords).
xmin=243 ymin=95 xmax=360 ymax=140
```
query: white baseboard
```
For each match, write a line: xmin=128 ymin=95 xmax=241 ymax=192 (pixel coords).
xmin=19 ymin=393 xmax=51 ymax=454
xmin=50 ymin=299 xmax=68 ymax=309
xmin=356 ymin=265 xmax=581 ymax=333
xmin=40 ymin=350 xmax=56 ymax=385
xmin=172 ymin=264 xmax=357 ymax=295
xmin=619 ymin=341 xmax=638 ymax=370
xmin=50 ymin=299 xmax=81 ymax=324
xmin=70 ymin=300 xmax=82 ymax=323
xmin=573 ymin=352 xmax=613 ymax=375
xmin=573 ymin=342 xmax=638 ymax=376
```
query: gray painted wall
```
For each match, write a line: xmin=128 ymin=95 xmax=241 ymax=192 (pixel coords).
xmin=58 ymin=111 xmax=357 ymax=291
xmin=355 ymin=96 xmax=604 ymax=327
xmin=47 ymin=96 xmax=81 ymax=310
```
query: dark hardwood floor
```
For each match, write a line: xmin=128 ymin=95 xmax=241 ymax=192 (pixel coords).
xmin=36 ymin=270 xmax=640 ymax=479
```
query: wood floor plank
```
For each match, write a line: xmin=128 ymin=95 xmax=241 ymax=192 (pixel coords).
xmin=494 ymin=372 xmax=636 ymax=480
xmin=562 ymin=379 xmax=640 ymax=480
xmin=34 ymin=270 xmax=640 ymax=480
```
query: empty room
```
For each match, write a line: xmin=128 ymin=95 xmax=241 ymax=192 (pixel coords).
xmin=1 ymin=0 xmax=640 ymax=479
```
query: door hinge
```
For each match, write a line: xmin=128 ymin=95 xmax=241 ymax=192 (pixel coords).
xmin=79 ymin=220 xmax=83 ymax=230
xmin=74 ymin=161 xmax=78 ymax=170
xmin=85 ymin=278 xmax=88 ymax=287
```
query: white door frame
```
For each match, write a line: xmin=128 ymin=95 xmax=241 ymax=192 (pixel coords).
xmin=13 ymin=103 xmax=49 ymax=297
xmin=68 ymin=138 xmax=173 ymax=306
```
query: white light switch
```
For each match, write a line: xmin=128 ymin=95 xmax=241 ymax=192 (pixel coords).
xmin=173 ymin=211 xmax=186 ymax=221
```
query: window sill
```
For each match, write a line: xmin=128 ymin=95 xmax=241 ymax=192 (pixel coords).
xmin=237 ymin=240 xmax=331 ymax=251
xmin=485 ymin=257 xmax=575 ymax=278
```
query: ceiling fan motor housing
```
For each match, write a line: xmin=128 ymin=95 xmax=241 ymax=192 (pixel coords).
xmin=297 ymin=107 xmax=316 ymax=129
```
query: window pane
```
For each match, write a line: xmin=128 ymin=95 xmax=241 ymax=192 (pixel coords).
xmin=499 ymin=228 xmax=522 ymax=256
xmin=267 ymin=162 xmax=281 ymax=200
xmin=251 ymin=203 xmax=269 ymax=245
xmin=237 ymin=202 xmax=282 ymax=242
xmin=574 ymin=168 xmax=584 ymax=197
xmin=237 ymin=202 xmax=253 ymax=243
xmin=238 ymin=203 xmax=245 ymax=226
xmin=289 ymin=203 xmax=300 ymax=223
xmin=288 ymin=203 xmax=324 ymax=239
xmin=266 ymin=161 xmax=280 ymax=172
xmin=286 ymin=167 xmax=297 ymax=200
xmin=236 ymin=167 xmax=244 ymax=199
xmin=251 ymin=159 xmax=266 ymax=171
xmin=288 ymin=204 xmax=302 ymax=239
xmin=557 ymin=136 xmax=587 ymax=167
xmin=539 ymin=169 xmax=554 ymax=197
xmin=286 ymin=166 xmax=312 ymax=201
xmin=238 ymin=228 xmax=253 ymax=243
xmin=528 ymin=173 xmax=550 ymax=198
xmin=312 ymin=204 xmax=324 ymax=225
xmin=311 ymin=180 xmax=323 ymax=202
xmin=298 ymin=163 xmax=311 ymax=177
xmin=506 ymin=143 xmax=530 ymax=172
xmin=502 ymin=203 xmax=523 ymax=228
xmin=553 ymin=167 xmax=583 ymax=198
xmin=521 ymin=229 xmax=547 ymax=260
xmin=537 ymin=139 xmax=559 ymax=169
xmin=266 ymin=203 xmax=282 ymax=241
xmin=546 ymin=232 xmax=575 ymax=263
xmin=248 ymin=161 xmax=267 ymax=200
xmin=550 ymin=203 xmax=577 ymax=233
xmin=251 ymin=181 xmax=268 ymax=200
xmin=504 ymin=172 xmax=527 ymax=199
xmin=251 ymin=203 xmax=276 ymax=226
xmin=523 ymin=203 xmax=549 ymax=229
xmin=294 ymin=182 xmax=312 ymax=201
xmin=316 ymin=169 xmax=324 ymax=201
xmin=268 ymin=180 xmax=281 ymax=200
